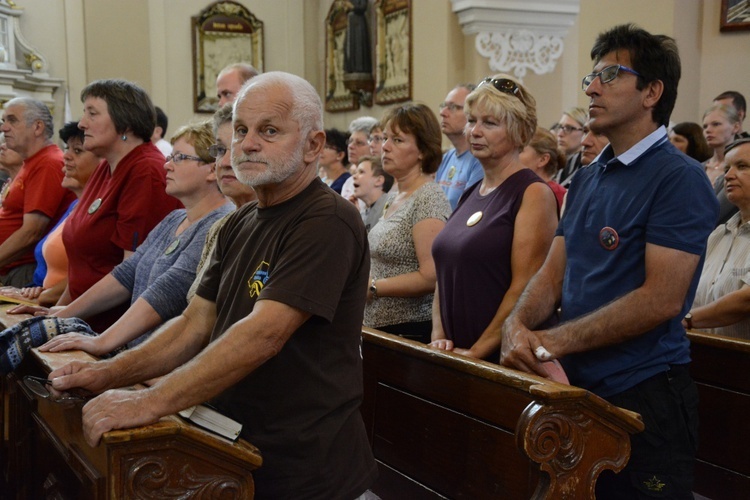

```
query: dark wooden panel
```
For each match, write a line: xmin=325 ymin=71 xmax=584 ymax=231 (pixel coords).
xmin=694 ymin=460 xmax=750 ymax=500
xmin=371 ymin=383 xmax=532 ymax=500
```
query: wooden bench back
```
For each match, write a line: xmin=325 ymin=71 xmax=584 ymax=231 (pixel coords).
xmin=361 ymin=328 xmax=643 ymax=500
xmin=688 ymin=330 xmax=750 ymax=499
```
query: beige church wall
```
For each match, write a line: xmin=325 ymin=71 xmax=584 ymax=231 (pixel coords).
xmin=9 ymin=0 xmax=750 ymax=149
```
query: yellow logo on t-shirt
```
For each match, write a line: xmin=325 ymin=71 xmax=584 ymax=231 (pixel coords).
xmin=248 ymin=261 xmax=270 ymax=298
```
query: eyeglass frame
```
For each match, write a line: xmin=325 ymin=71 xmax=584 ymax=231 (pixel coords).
xmin=477 ymin=77 xmax=522 ymax=100
xmin=208 ymin=144 xmax=228 ymax=159
xmin=581 ymin=64 xmax=642 ymax=91
xmin=166 ymin=152 xmax=207 ymax=164
xmin=23 ymin=375 xmax=91 ymax=404
xmin=367 ymin=134 xmax=385 ymax=145
xmin=438 ymin=102 xmax=463 ymax=112
xmin=552 ymin=124 xmax=584 ymax=135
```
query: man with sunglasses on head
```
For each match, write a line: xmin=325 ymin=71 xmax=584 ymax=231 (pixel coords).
xmin=435 ymin=84 xmax=483 ymax=210
xmin=502 ymin=24 xmax=717 ymax=499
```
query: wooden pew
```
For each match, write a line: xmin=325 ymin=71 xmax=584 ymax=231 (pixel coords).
xmin=1 ymin=348 xmax=262 ymax=499
xmin=361 ymin=328 xmax=645 ymax=500
xmin=688 ymin=330 xmax=750 ymax=500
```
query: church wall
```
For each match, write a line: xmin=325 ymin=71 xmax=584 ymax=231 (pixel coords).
xmin=8 ymin=0 xmax=750 ymax=146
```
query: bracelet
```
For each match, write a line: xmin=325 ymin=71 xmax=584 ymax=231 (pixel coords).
xmin=369 ymin=278 xmax=378 ymax=299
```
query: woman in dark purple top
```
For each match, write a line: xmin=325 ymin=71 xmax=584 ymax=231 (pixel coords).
xmin=430 ymin=74 xmax=558 ymax=362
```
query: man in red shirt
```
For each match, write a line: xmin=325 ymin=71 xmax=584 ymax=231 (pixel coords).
xmin=0 ymin=97 xmax=76 ymax=286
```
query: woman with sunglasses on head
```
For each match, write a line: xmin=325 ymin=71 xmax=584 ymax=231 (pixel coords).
xmin=364 ymin=103 xmax=451 ymax=343
xmin=429 ymin=74 xmax=558 ymax=361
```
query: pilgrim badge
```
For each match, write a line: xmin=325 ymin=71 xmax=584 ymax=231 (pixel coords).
xmin=467 ymin=211 xmax=483 ymax=227
xmin=164 ymin=239 xmax=180 ymax=255
xmin=599 ymin=226 xmax=619 ymax=250
xmin=88 ymin=198 xmax=102 ymax=214
xmin=447 ymin=165 xmax=456 ymax=180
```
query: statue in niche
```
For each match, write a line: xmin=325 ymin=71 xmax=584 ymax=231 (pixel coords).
xmin=344 ymin=0 xmax=371 ymax=75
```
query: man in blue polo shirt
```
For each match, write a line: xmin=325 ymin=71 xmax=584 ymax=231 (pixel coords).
xmin=435 ymin=84 xmax=483 ymax=210
xmin=501 ymin=24 xmax=717 ymax=499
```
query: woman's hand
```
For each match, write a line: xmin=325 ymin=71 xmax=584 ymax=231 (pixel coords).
xmin=20 ymin=286 xmax=43 ymax=299
xmin=39 ymin=332 xmax=106 ymax=357
xmin=428 ymin=338 xmax=454 ymax=351
xmin=7 ymin=304 xmax=49 ymax=315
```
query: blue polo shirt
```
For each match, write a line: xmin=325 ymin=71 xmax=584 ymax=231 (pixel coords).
xmin=557 ymin=127 xmax=718 ymax=397
xmin=436 ymin=148 xmax=484 ymax=210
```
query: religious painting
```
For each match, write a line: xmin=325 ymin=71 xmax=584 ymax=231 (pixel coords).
xmin=374 ymin=0 xmax=411 ymax=105
xmin=192 ymin=1 xmax=264 ymax=113
xmin=325 ymin=0 xmax=358 ymax=113
xmin=721 ymin=0 xmax=750 ymax=32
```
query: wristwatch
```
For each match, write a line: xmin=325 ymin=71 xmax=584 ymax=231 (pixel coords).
xmin=684 ymin=312 xmax=693 ymax=330
xmin=369 ymin=278 xmax=378 ymax=299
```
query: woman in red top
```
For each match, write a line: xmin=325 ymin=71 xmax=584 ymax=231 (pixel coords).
xmin=15 ymin=80 xmax=182 ymax=331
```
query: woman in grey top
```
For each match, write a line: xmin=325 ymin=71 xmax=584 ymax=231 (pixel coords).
xmin=364 ymin=103 xmax=451 ymax=342
xmin=36 ymin=120 xmax=232 ymax=355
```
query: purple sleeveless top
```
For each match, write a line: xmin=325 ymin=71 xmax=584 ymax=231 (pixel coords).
xmin=431 ymin=168 xmax=546 ymax=361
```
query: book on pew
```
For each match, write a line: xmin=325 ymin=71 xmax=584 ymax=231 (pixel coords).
xmin=0 ymin=292 xmax=38 ymax=307
xmin=178 ymin=404 xmax=242 ymax=441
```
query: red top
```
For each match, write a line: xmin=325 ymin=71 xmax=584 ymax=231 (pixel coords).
xmin=0 ymin=144 xmax=76 ymax=273
xmin=547 ymin=180 xmax=567 ymax=213
xmin=63 ymin=141 xmax=182 ymax=331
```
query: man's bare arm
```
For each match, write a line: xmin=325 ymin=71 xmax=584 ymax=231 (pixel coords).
xmin=0 ymin=212 xmax=50 ymax=268
xmin=541 ymin=243 xmax=700 ymax=357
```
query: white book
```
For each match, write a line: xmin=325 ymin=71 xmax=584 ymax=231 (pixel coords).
xmin=178 ymin=404 xmax=242 ymax=441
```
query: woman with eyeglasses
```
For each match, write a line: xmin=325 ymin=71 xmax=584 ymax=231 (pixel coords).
xmin=25 ymin=120 xmax=233 ymax=358
xmin=553 ymin=106 xmax=587 ymax=186
xmin=429 ymin=74 xmax=558 ymax=361
xmin=9 ymin=80 xmax=183 ymax=332
xmin=364 ymin=103 xmax=451 ymax=343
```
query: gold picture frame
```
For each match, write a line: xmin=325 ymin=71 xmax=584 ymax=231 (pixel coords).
xmin=325 ymin=1 xmax=358 ymax=113
xmin=192 ymin=1 xmax=264 ymax=113
xmin=374 ymin=0 xmax=411 ymax=105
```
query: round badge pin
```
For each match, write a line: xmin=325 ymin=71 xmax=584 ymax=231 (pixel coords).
xmin=467 ymin=211 xmax=483 ymax=227
xmin=164 ymin=239 xmax=180 ymax=255
xmin=447 ymin=165 xmax=456 ymax=180
xmin=88 ymin=198 xmax=102 ymax=214
xmin=599 ymin=226 xmax=619 ymax=250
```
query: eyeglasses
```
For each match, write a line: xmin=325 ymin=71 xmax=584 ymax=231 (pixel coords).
xmin=478 ymin=77 xmax=521 ymax=99
xmin=552 ymin=124 xmax=584 ymax=135
xmin=208 ymin=144 xmax=227 ymax=159
xmin=581 ymin=64 xmax=642 ymax=91
xmin=368 ymin=135 xmax=385 ymax=144
xmin=439 ymin=102 xmax=463 ymax=112
xmin=23 ymin=375 xmax=92 ymax=404
xmin=166 ymin=153 xmax=206 ymax=164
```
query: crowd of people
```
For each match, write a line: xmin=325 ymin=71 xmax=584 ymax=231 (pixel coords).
xmin=0 ymin=21 xmax=746 ymax=500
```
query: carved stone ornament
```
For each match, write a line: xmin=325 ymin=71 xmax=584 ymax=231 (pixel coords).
xmin=475 ymin=30 xmax=564 ymax=81
xmin=450 ymin=0 xmax=579 ymax=82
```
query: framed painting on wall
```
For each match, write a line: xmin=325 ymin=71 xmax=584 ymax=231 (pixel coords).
xmin=374 ymin=0 xmax=411 ymax=105
xmin=192 ymin=1 xmax=264 ymax=113
xmin=325 ymin=0 xmax=358 ymax=113
xmin=721 ymin=0 xmax=750 ymax=32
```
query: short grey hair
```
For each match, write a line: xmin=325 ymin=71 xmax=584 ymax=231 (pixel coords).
xmin=5 ymin=97 xmax=54 ymax=140
xmin=236 ymin=71 xmax=323 ymax=137
xmin=212 ymin=102 xmax=234 ymax=137
xmin=348 ymin=116 xmax=378 ymax=135
xmin=218 ymin=63 xmax=259 ymax=84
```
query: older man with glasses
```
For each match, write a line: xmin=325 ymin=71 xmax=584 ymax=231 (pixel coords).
xmin=434 ymin=84 xmax=484 ymax=210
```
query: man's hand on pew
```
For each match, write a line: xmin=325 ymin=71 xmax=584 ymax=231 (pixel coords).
xmin=81 ymin=387 xmax=160 ymax=447
xmin=500 ymin=317 xmax=554 ymax=378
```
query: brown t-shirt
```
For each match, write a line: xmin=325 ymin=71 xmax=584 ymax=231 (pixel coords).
xmin=197 ymin=178 xmax=377 ymax=499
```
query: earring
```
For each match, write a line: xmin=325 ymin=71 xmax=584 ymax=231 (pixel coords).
xmin=121 ymin=135 xmax=127 ymax=141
